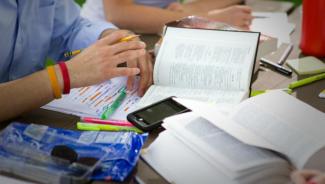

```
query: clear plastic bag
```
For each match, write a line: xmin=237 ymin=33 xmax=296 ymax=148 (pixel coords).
xmin=0 ymin=122 xmax=148 ymax=183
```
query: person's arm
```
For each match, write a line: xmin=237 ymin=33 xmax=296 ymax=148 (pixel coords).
xmin=207 ymin=5 xmax=252 ymax=30
xmin=182 ymin=0 xmax=243 ymax=12
xmin=0 ymin=67 xmax=60 ymax=122
xmin=49 ymin=1 xmax=118 ymax=61
xmin=0 ymin=31 xmax=146 ymax=122
xmin=103 ymin=0 xmax=252 ymax=34
xmin=103 ymin=0 xmax=190 ymax=34
xmin=49 ymin=1 xmax=152 ymax=95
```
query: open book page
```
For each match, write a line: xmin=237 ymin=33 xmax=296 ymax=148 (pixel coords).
xmin=175 ymin=92 xmax=325 ymax=170
xmin=173 ymin=98 xmax=278 ymax=150
xmin=163 ymin=112 xmax=288 ymax=179
xmin=154 ymin=27 xmax=259 ymax=91
xmin=142 ymin=131 xmax=236 ymax=184
xmin=228 ymin=91 xmax=325 ymax=170
xmin=43 ymin=77 xmax=141 ymax=120
xmin=137 ymin=85 xmax=247 ymax=107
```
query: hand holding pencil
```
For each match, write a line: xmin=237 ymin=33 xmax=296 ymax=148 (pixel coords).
xmin=65 ymin=30 xmax=153 ymax=96
xmin=65 ymin=30 xmax=147 ymax=89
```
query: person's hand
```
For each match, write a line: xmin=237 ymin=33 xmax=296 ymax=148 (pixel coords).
xmin=108 ymin=30 xmax=153 ymax=96
xmin=66 ymin=30 xmax=146 ymax=89
xmin=166 ymin=2 xmax=184 ymax=12
xmin=120 ymin=30 xmax=153 ymax=96
xmin=127 ymin=50 xmax=153 ymax=96
xmin=291 ymin=170 xmax=325 ymax=184
xmin=206 ymin=5 xmax=252 ymax=30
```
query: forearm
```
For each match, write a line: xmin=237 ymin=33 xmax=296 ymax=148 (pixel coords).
xmin=103 ymin=3 xmax=190 ymax=34
xmin=183 ymin=0 xmax=243 ymax=12
xmin=0 ymin=67 xmax=62 ymax=122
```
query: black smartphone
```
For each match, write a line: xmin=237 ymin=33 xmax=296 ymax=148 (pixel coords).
xmin=127 ymin=97 xmax=190 ymax=132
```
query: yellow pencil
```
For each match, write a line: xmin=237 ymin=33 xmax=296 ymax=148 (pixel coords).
xmin=64 ymin=49 xmax=82 ymax=58
xmin=64 ymin=35 xmax=140 ymax=58
xmin=119 ymin=34 xmax=140 ymax=42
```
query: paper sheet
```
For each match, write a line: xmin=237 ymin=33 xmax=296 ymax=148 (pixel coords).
xmin=251 ymin=12 xmax=295 ymax=46
xmin=43 ymin=77 xmax=141 ymax=120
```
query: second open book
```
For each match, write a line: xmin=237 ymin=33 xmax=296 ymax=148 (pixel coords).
xmin=142 ymin=91 xmax=325 ymax=184
xmin=138 ymin=27 xmax=260 ymax=107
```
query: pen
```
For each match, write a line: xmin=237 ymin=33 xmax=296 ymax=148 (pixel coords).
xmin=253 ymin=16 xmax=267 ymax=19
xmin=64 ymin=34 xmax=140 ymax=58
xmin=81 ymin=117 xmax=133 ymax=127
xmin=278 ymin=44 xmax=293 ymax=65
xmin=288 ymin=72 xmax=325 ymax=89
xmin=101 ymin=87 xmax=127 ymax=120
xmin=260 ymin=57 xmax=293 ymax=76
xmin=77 ymin=122 xmax=143 ymax=133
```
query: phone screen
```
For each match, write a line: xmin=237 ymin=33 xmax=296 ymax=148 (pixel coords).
xmin=133 ymin=99 xmax=188 ymax=125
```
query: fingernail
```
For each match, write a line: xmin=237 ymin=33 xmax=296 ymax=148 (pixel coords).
xmin=140 ymin=42 xmax=146 ymax=47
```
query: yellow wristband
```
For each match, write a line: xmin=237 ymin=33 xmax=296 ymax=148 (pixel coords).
xmin=47 ymin=66 xmax=62 ymax=99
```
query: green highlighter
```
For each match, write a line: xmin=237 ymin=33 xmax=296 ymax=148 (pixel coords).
xmin=77 ymin=122 xmax=143 ymax=133
xmin=288 ymin=73 xmax=325 ymax=89
xmin=101 ymin=87 xmax=127 ymax=120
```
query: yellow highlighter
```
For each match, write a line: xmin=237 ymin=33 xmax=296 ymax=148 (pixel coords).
xmin=77 ymin=122 xmax=143 ymax=133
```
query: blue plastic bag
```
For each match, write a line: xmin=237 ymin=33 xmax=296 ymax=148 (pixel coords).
xmin=0 ymin=122 xmax=148 ymax=182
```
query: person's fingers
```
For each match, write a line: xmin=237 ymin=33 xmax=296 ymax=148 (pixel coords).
xmin=109 ymin=41 xmax=146 ymax=55
xmin=298 ymin=170 xmax=323 ymax=178
xmin=291 ymin=171 xmax=308 ymax=184
xmin=146 ymin=53 xmax=153 ymax=88
xmin=244 ymin=14 xmax=253 ymax=23
xmin=106 ymin=67 xmax=140 ymax=78
xmin=126 ymin=59 xmax=138 ymax=91
xmin=109 ymin=49 xmax=146 ymax=66
xmin=309 ymin=174 xmax=325 ymax=184
xmin=137 ymin=54 xmax=150 ymax=96
xmin=237 ymin=5 xmax=252 ymax=13
xmin=97 ymin=30 xmax=130 ymax=46
xmin=167 ymin=2 xmax=184 ymax=12
xmin=291 ymin=170 xmax=322 ymax=184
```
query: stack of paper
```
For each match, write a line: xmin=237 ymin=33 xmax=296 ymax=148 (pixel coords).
xmin=43 ymin=77 xmax=141 ymax=120
xmin=251 ymin=12 xmax=295 ymax=46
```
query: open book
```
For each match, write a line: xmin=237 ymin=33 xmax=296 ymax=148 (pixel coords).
xmin=138 ymin=27 xmax=260 ymax=107
xmin=142 ymin=91 xmax=325 ymax=184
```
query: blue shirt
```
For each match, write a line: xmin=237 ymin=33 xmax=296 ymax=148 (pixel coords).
xmin=0 ymin=0 xmax=116 ymax=82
